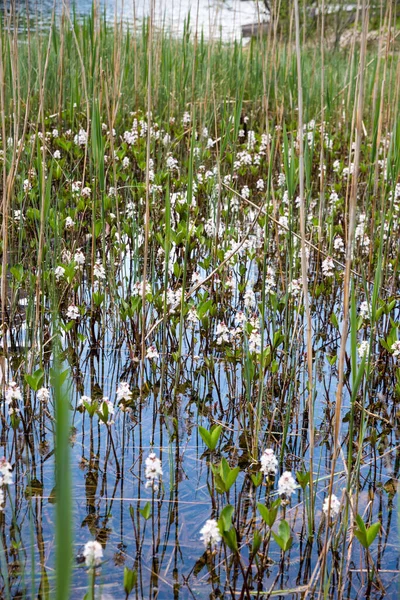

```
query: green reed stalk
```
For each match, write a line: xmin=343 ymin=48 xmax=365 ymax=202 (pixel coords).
xmin=54 ymin=356 xmax=72 ymax=599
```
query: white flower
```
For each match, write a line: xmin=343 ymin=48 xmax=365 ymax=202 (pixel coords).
xmin=74 ymin=128 xmax=88 ymax=147
xmin=278 ymin=471 xmax=297 ymax=498
xmin=146 ymin=345 xmax=159 ymax=360
xmin=74 ymin=249 xmax=85 ymax=267
xmin=116 ymin=382 xmax=132 ymax=403
xmin=54 ymin=266 xmax=65 ymax=281
xmin=5 ymin=382 xmax=22 ymax=405
xmin=333 ymin=236 xmax=345 ymax=253
xmin=288 ymin=278 xmax=302 ymax=297
xmin=0 ymin=458 xmax=13 ymax=485
xmin=359 ymin=301 xmax=370 ymax=320
xmin=241 ymin=185 xmax=250 ymax=199
xmin=37 ymin=387 xmax=50 ymax=403
xmin=0 ymin=489 xmax=4 ymax=510
xmin=166 ymin=155 xmax=179 ymax=172
xmin=66 ymin=304 xmax=80 ymax=320
xmin=132 ymin=281 xmax=152 ymax=297
xmin=391 ymin=341 xmax=400 ymax=357
xmin=256 ymin=179 xmax=264 ymax=191
xmin=145 ymin=452 xmax=163 ymax=490
xmin=187 ymin=307 xmax=199 ymax=324
xmin=93 ymin=262 xmax=106 ymax=280
xmin=78 ymin=395 xmax=93 ymax=408
xmin=248 ymin=331 xmax=262 ymax=354
xmin=260 ymin=449 xmax=278 ymax=476
xmin=83 ymin=540 xmax=103 ymax=567
xmin=182 ymin=111 xmax=191 ymax=126
xmin=14 ymin=210 xmax=24 ymax=222
xmin=72 ymin=180 xmax=82 ymax=194
xmin=321 ymin=256 xmax=334 ymax=278
xmin=358 ymin=340 xmax=369 ymax=359
xmin=200 ymin=519 xmax=221 ymax=548
xmin=65 ymin=216 xmax=75 ymax=229
xmin=216 ymin=321 xmax=230 ymax=345
xmin=53 ymin=149 xmax=61 ymax=160
xmin=322 ymin=494 xmax=341 ymax=518
xmin=191 ymin=271 xmax=203 ymax=285
xmin=244 ymin=288 xmax=256 ymax=309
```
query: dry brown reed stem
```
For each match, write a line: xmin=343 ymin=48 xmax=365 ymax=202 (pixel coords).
xmin=33 ymin=5 xmax=57 ymax=368
xmin=0 ymin=10 xmax=33 ymax=353
xmin=141 ymin=3 xmax=154 ymax=382
xmin=320 ymin=0 xmax=369 ymax=591
xmin=0 ymin=22 xmax=8 ymax=354
xmin=294 ymin=0 xmax=315 ymax=532
xmin=317 ymin=0 xmax=325 ymax=246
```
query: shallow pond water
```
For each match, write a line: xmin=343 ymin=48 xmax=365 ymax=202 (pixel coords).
xmin=6 ymin=0 xmax=264 ymax=39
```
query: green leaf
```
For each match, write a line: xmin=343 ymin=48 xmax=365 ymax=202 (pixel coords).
xmin=209 ymin=425 xmax=222 ymax=449
xmin=198 ymin=424 xmax=221 ymax=451
xmin=296 ymin=471 xmax=310 ymax=490
xmin=139 ymin=502 xmax=152 ymax=520
xmin=223 ymin=527 xmax=238 ymax=552
xmin=252 ymin=529 xmax=262 ymax=554
xmin=330 ymin=312 xmax=339 ymax=329
xmin=225 ymin=467 xmax=240 ymax=490
xmin=218 ymin=504 xmax=234 ymax=533
xmin=257 ymin=500 xmax=280 ymax=528
xmin=271 ymin=519 xmax=292 ymax=551
xmin=25 ymin=368 xmax=44 ymax=392
xmin=123 ymin=567 xmax=137 ymax=596
xmin=251 ymin=472 xmax=263 ymax=487
xmin=366 ymin=522 xmax=380 ymax=547
xmin=198 ymin=426 xmax=212 ymax=449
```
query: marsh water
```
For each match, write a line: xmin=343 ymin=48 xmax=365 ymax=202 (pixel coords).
xmin=5 ymin=0 xmax=264 ymax=39
xmin=3 ymin=251 xmax=400 ymax=598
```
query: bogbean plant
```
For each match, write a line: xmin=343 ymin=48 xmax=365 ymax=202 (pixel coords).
xmin=0 ymin=2 xmax=399 ymax=598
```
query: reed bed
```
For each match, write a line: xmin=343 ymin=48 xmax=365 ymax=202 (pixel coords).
xmin=0 ymin=1 xmax=399 ymax=598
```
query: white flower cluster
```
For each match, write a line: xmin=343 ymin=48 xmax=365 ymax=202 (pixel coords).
xmin=260 ymin=449 xmax=278 ymax=477
xmin=116 ymin=382 xmax=132 ymax=403
xmin=359 ymin=301 xmax=370 ymax=320
xmin=132 ymin=281 xmax=152 ymax=297
xmin=277 ymin=471 xmax=297 ymax=499
xmin=358 ymin=340 xmax=369 ymax=359
xmin=199 ymin=519 xmax=221 ymax=548
xmin=74 ymin=128 xmax=88 ymax=147
xmin=333 ymin=236 xmax=345 ymax=253
xmin=145 ymin=452 xmax=163 ymax=490
xmin=66 ymin=304 xmax=80 ymax=320
xmin=322 ymin=494 xmax=341 ymax=518
xmin=288 ymin=278 xmax=302 ymax=297
xmin=83 ymin=540 xmax=103 ymax=567
xmin=146 ymin=345 xmax=159 ymax=360
xmin=37 ymin=387 xmax=50 ymax=403
xmin=4 ymin=382 xmax=22 ymax=404
xmin=391 ymin=341 xmax=400 ymax=357
xmin=0 ymin=458 xmax=13 ymax=510
xmin=92 ymin=261 xmax=105 ymax=280
xmin=78 ymin=395 xmax=93 ymax=408
xmin=321 ymin=256 xmax=334 ymax=278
